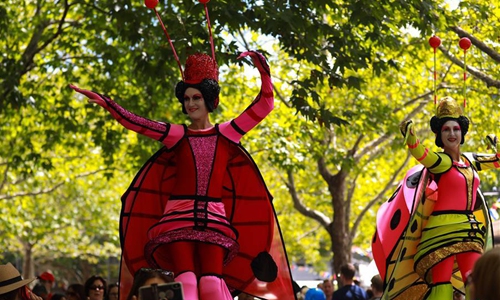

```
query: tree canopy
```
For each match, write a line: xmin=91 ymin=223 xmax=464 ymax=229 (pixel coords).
xmin=1 ymin=0 xmax=500 ymax=280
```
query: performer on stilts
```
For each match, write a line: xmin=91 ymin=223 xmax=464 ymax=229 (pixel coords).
xmin=70 ymin=1 xmax=296 ymax=299
xmin=372 ymin=36 xmax=496 ymax=299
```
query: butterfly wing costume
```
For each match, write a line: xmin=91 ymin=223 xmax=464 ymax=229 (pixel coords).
xmin=88 ymin=52 xmax=295 ymax=300
xmin=373 ymin=101 xmax=497 ymax=299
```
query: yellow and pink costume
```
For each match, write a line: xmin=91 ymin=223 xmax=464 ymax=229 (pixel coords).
xmin=372 ymin=97 xmax=497 ymax=299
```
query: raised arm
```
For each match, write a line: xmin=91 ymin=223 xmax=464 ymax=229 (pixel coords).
xmin=400 ymin=120 xmax=451 ymax=173
xmin=69 ymin=85 xmax=183 ymax=147
xmin=466 ymin=134 xmax=500 ymax=171
xmin=219 ymin=51 xmax=273 ymax=143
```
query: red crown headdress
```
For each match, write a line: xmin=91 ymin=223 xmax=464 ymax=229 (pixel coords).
xmin=144 ymin=0 xmax=218 ymax=84
xmin=184 ymin=53 xmax=219 ymax=84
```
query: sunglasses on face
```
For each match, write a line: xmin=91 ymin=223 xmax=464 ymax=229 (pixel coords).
xmin=89 ymin=285 xmax=105 ymax=291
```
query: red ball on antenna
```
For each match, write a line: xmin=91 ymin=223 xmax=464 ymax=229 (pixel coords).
xmin=144 ymin=0 xmax=159 ymax=9
xmin=199 ymin=0 xmax=210 ymax=3
xmin=429 ymin=35 xmax=441 ymax=49
xmin=459 ymin=37 xmax=471 ymax=50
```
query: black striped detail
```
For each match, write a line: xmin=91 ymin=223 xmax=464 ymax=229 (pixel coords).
xmin=230 ymin=120 xmax=246 ymax=136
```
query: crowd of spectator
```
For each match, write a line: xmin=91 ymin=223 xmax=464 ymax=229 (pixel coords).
xmin=3 ymin=247 xmax=500 ymax=300
xmin=294 ymin=250 xmax=500 ymax=300
xmin=0 ymin=267 xmax=176 ymax=300
xmin=295 ymin=263 xmax=380 ymax=300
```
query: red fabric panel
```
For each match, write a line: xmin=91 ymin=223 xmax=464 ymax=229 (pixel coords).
xmin=118 ymin=138 xmax=296 ymax=300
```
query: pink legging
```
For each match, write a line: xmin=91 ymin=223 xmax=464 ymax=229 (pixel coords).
xmin=165 ymin=241 xmax=232 ymax=300
xmin=164 ymin=241 xmax=225 ymax=276
xmin=432 ymin=252 xmax=481 ymax=283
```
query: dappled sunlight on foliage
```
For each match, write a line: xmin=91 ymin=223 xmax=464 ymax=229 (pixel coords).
xmin=1 ymin=0 xmax=500 ymax=278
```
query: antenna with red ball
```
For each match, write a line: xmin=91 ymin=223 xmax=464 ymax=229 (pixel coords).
xmin=199 ymin=0 xmax=216 ymax=64
xmin=144 ymin=0 xmax=184 ymax=80
xmin=429 ymin=35 xmax=441 ymax=106
xmin=459 ymin=37 xmax=471 ymax=109
xmin=144 ymin=0 xmax=217 ymax=80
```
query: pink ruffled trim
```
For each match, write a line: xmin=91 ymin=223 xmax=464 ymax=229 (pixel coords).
xmin=145 ymin=229 xmax=239 ymax=267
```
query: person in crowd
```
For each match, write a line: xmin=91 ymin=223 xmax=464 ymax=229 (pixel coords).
xmin=317 ymin=283 xmax=324 ymax=291
xmin=369 ymin=275 xmax=382 ymax=300
xmin=298 ymin=286 xmax=309 ymax=300
xmin=65 ymin=284 xmax=85 ymax=300
xmin=106 ymin=284 xmax=118 ymax=300
xmin=50 ymin=280 xmax=67 ymax=298
xmin=365 ymin=289 xmax=373 ymax=300
xmin=322 ymin=279 xmax=334 ymax=300
xmin=31 ymin=286 xmax=47 ymax=300
xmin=489 ymin=200 xmax=499 ymax=220
xmin=126 ymin=268 xmax=173 ymax=300
xmin=84 ymin=276 xmax=106 ymax=300
xmin=467 ymin=247 xmax=500 ymax=300
xmin=305 ymin=288 xmax=326 ymax=300
xmin=332 ymin=264 xmax=368 ymax=300
xmin=33 ymin=272 xmax=55 ymax=300
xmin=49 ymin=294 xmax=65 ymax=300
xmin=0 ymin=263 xmax=43 ymax=300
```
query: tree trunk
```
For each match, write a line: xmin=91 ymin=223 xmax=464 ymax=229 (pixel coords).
xmin=22 ymin=242 xmax=33 ymax=279
xmin=330 ymin=230 xmax=351 ymax=279
xmin=329 ymin=171 xmax=352 ymax=280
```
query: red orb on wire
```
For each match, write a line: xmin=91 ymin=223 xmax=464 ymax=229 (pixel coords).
xmin=459 ymin=37 xmax=471 ymax=50
xmin=199 ymin=0 xmax=210 ymax=3
xmin=144 ymin=0 xmax=159 ymax=9
xmin=429 ymin=35 xmax=441 ymax=49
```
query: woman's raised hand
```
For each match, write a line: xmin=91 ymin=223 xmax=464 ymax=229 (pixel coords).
xmin=237 ymin=50 xmax=270 ymax=75
xmin=69 ymin=84 xmax=106 ymax=106
xmin=486 ymin=134 xmax=498 ymax=152
xmin=399 ymin=120 xmax=413 ymax=137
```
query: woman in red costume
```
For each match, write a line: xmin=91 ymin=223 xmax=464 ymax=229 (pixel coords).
xmin=372 ymin=96 xmax=497 ymax=299
xmin=70 ymin=49 xmax=295 ymax=300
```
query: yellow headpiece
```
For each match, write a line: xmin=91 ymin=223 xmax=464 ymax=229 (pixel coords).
xmin=435 ymin=96 xmax=463 ymax=119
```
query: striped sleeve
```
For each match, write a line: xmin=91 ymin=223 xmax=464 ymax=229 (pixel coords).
xmin=468 ymin=134 xmax=500 ymax=171
xmin=99 ymin=94 xmax=184 ymax=147
xmin=219 ymin=57 xmax=273 ymax=143
xmin=404 ymin=125 xmax=451 ymax=174
xmin=467 ymin=153 xmax=500 ymax=171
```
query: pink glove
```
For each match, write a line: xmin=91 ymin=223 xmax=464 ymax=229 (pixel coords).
xmin=237 ymin=51 xmax=270 ymax=75
xmin=69 ymin=84 xmax=107 ymax=107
